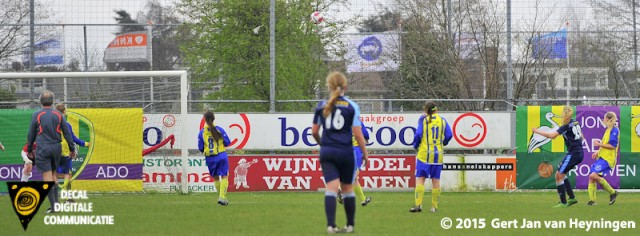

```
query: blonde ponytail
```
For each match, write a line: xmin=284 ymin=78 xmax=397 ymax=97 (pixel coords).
xmin=323 ymin=72 xmax=348 ymax=118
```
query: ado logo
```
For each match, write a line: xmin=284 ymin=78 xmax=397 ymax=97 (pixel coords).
xmin=452 ymin=113 xmax=487 ymax=147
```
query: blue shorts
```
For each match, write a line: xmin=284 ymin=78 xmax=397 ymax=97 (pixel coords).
xmin=353 ymin=147 xmax=364 ymax=170
xmin=591 ymin=158 xmax=613 ymax=176
xmin=320 ymin=146 xmax=356 ymax=184
xmin=205 ymin=152 xmax=229 ymax=177
xmin=57 ymin=156 xmax=73 ymax=174
xmin=558 ymin=153 xmax=583 ymax=174
xmin=415 ymin=160 xmax=442 ymax=179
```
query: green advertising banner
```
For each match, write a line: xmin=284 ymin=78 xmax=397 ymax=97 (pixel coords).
xmin=517 ymin=106 xmax=640 ymax=189
xmin=0 ymin=109 xmax=37 ymax=192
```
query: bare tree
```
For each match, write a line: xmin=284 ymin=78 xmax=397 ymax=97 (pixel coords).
xmin=0 ymin=0 xmax=53 ymax=66
xmin=589 ymin=0 xmax=638 ymax=98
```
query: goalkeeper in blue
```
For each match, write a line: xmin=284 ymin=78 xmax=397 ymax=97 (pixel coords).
xmin=198 ymin=111 xmax=231 ymax=205
xmin=410 ymin=102 xmax=452 ymax=213
xmin=55 ymin=104 xmax=90 ymax=200
xmin=588 ymin=111 xmax=619 ymax=206
xmin=312 ymin=72 xmax=368 ymax=234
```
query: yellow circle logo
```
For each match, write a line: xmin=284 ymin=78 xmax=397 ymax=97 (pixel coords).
xmin=13 ymin=187 xmax=40 ymax=216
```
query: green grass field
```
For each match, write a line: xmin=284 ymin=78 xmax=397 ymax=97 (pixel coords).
xmin=1 ymin=191 xmax=639 ymax=235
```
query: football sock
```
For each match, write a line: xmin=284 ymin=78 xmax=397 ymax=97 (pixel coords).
xmin=353 ymin=183 xmax=365 ymax=203
xmin=48 ymin=183 xmax=58 ymax=209
xmin=343 ymin=192 xmax=356 ymax=226
xmin=219 ymin=178 xmax=229 ymax=199
xmin=325 ymin=191 xmax=337 ymax=227
xmin=432 ymin=188 xmax=441 ymax=209
xmin=598 ymin=178 xmax=616 ymax=195
xmin=556 ymin=181 xmax=567 ymax=204
xmin=588 ymin=182 xmax=596 ymax=202
xmin=21 ymin=172 xmax=31 ymax=182
xmin=563 ymin=178 xmax=575 ymax=199
xmin=415 ymin=184 xmax=425 ymax=206
xmin=214 ymin=180 xmax=221 ymax=195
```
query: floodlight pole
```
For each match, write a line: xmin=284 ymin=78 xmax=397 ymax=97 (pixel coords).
xmin=506 ymin=0 xmax=513 ymax=110
xmin=29 ymin=0 xmax=35 ymax=99
xmin=269 ymin=0 xmax=276 ymax=113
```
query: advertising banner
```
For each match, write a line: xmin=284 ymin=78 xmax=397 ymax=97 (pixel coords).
xmin=516 ymin=106 xmax=639 ymax=189
xmin=143 ymin=155 xmax=515 ymax=193
xmin=345 ymin=32 xmax=400 ymax=73
xmin=142 ymin=112 xmax=513 ymax=151
xmin=0 ymin=109 xmax=143 ymax=192
xmin=103 ymin=31 xmax=150 ymax=63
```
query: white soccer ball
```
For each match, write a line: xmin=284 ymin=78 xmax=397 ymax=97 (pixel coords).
xmin=310 ymin=11 xmax=324 ymax=24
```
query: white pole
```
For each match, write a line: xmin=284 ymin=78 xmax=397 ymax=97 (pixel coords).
xmin=566 ymin=23 xmax=570 ymax=105
xmin=148 ymin=23 xmax=154 ymax=111
xmin=64 ymin=77 xmax=68 ymax=104
xmin=180 ymin=72 xmax=188 ymax=194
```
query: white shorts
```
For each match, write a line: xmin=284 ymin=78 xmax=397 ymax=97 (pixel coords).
xmin=21 ymin=151 xmax=33 ymax=164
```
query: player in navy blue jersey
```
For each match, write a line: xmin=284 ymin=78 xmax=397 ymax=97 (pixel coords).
xmin=532 ymin=106 xmax=584 ymax=208
xmin=338 ymin=124 xmax=371 ymax=206
xmin=312 ymin=72 xmax=368 ymax=234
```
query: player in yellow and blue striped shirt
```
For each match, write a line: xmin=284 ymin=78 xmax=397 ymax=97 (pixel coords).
xmin=588 ymin=111 xmax=619 ymax=206
xmin=198 ymin=111 xmax=231 ymax=205
xmin=55 ymin=104 xmax=90 ymax=200
xmin=410 ymin=102 xmax=452 ymax=213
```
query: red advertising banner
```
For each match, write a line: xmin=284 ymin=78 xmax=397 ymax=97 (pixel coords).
xmin=227 ymin=155 xmax=415 ymax=192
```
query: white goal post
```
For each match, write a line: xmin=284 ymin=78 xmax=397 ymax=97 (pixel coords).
xmin=0 ymin=70 xmax=189 ymax=193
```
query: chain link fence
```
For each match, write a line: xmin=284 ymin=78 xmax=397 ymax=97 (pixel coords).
xmin=1 ymin=1 xmax=640 ymax=113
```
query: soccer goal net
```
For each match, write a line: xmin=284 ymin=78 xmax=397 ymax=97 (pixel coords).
xmin=0 ymin=71 xmax=188 ymax=194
